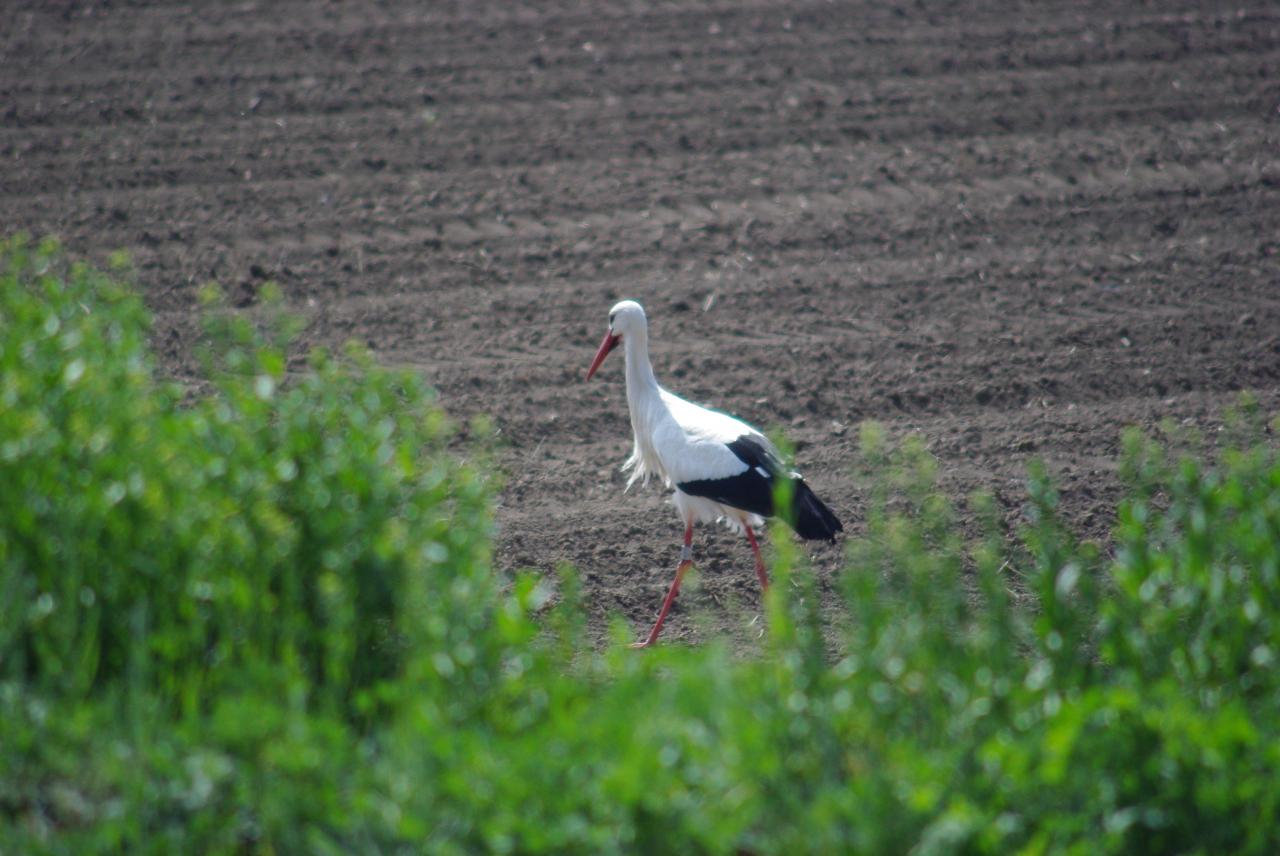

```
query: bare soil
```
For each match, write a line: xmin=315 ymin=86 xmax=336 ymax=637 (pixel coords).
xmin=5 ymin=1 xmax=1279 ymax=647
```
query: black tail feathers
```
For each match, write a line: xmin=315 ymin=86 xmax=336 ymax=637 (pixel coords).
xmin=789 ymin=479 xmax=843 ymax=542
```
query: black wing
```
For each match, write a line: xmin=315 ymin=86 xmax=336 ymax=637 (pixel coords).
xmin=676 ymin=436 xmax=784 ymax=518
xmin=677 ymin=436 xmax=843 ymax=541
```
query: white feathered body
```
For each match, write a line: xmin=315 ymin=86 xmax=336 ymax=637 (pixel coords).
xmin=593 ymin=299 xmax=841 ymax=548
xmin=620 ymin=334 xmax=779 ymax=534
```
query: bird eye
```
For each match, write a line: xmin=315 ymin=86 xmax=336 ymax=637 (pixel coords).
xmin=609 ymin=312 xmax=616 ymax=325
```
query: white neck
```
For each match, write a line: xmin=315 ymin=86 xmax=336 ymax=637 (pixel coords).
xmin=623 ymin=327 xmax=661 ymax=417
xmin=619 ymin=326 xmax=670 ymax=488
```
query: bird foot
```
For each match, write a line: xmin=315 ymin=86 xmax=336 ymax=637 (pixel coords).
xmin=629 ymin=640 xmax=654 ymax=650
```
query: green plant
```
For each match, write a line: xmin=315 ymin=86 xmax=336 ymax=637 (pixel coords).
xmin=3 ymin=235 xmax=1278 ymax=853
xmin=0 ymin=235 xmax=492 ymax=851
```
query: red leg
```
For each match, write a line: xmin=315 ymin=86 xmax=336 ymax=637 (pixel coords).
xmin=745 ymin=525 xmax=769 ymax=591
xmin=632 ymin=521 xmax=695 ymax=649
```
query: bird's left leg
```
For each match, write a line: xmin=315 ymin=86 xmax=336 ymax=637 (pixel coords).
xmin=632 ymin=520 xmax=695 ymax=649
xmin=744 ymin=525 xmax=769 ymax=591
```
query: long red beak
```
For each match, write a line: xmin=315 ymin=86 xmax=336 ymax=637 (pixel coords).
xmin=585 ymin=330 xmax=621 ymax=380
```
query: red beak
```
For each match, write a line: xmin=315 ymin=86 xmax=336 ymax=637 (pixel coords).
xmin=585 ymin=330 xmax=621 ymax=380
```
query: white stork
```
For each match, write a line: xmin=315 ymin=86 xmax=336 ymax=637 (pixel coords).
xmin=585 ymin=299 xmax=842 ymax=648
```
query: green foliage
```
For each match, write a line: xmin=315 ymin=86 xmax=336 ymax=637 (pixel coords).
xmin=3 ymin=236 xmax=1279 ymax=852
xmin=1106 ymin=406 xmax=1280 ymax=697
xmin=0 ymin=236 xmax=491 ymax=718
xmin=0 ymin=236 xmax=492 ymax=851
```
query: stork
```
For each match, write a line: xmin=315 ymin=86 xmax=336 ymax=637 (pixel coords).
xmin=585 ymin=300 xmax=842 ymax=648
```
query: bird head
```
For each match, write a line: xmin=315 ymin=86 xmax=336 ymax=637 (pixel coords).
xmin=586 ymin=300 xmax=646 ymax=380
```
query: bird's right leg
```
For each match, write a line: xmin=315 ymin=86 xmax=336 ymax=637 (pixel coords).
xmin=632 ymin=520 xmax=695 ymax=649
xmin=744 ymin=525 xmax=770 ymax=591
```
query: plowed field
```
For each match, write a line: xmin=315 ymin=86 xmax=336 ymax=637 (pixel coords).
xmin=5 ymin=1 xmax=1278 ymax=646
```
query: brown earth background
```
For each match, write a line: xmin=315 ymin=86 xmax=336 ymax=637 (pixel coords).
xmin=4 ymin=1 xmax=1279 ymax=647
